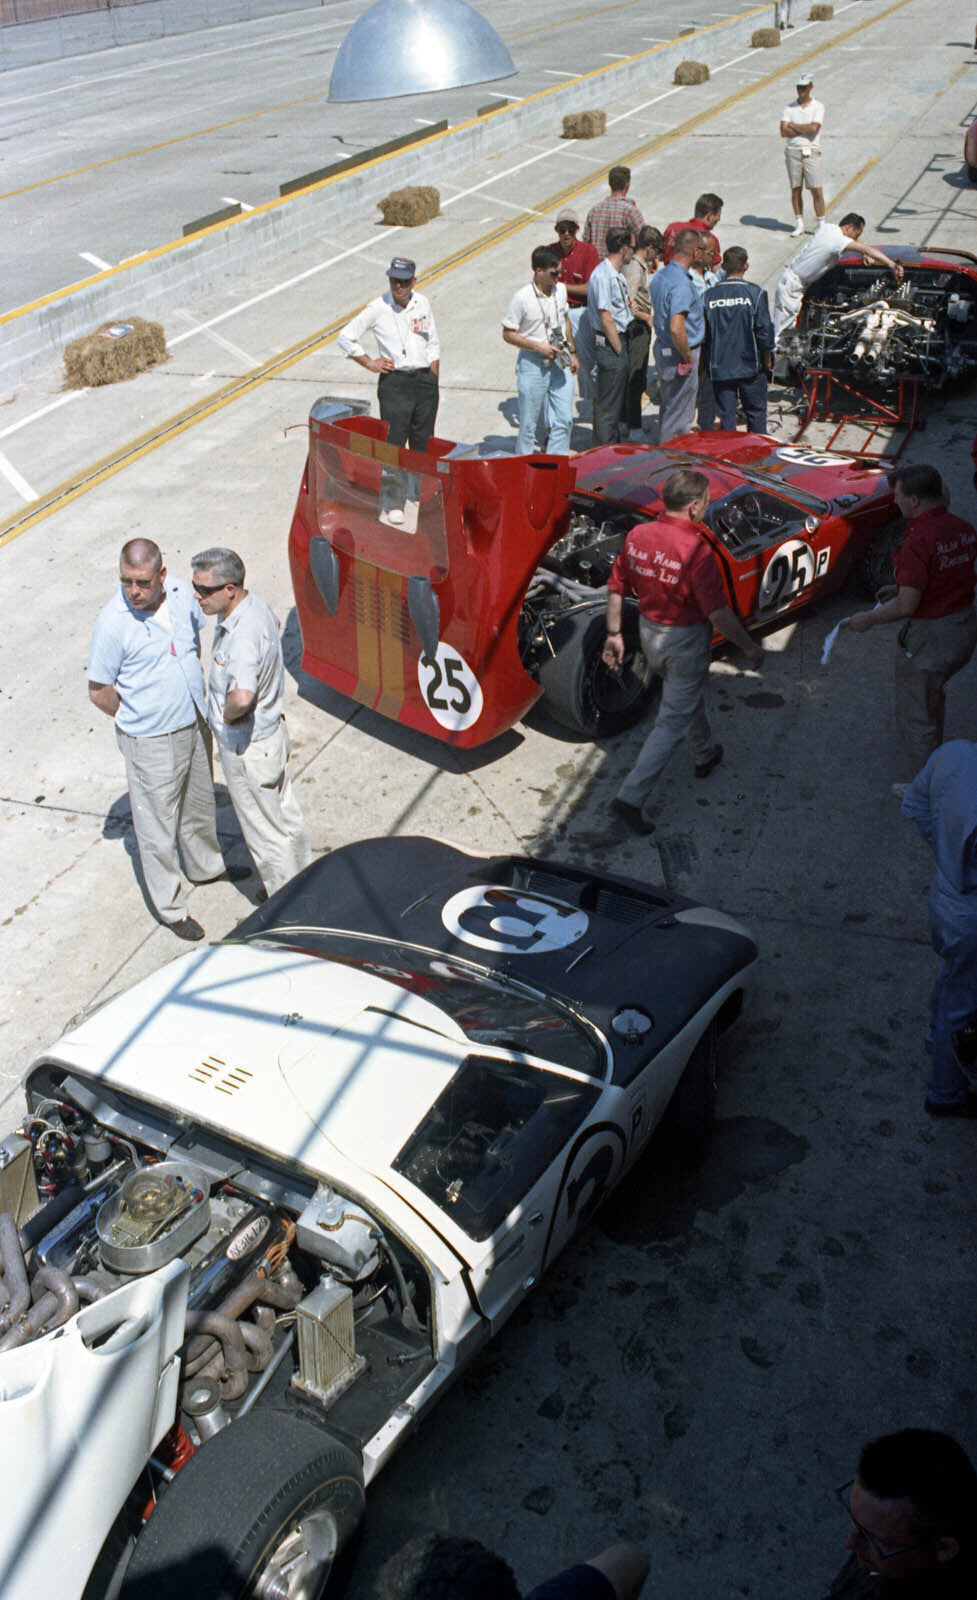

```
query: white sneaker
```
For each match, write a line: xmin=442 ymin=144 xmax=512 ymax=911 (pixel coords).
xmin=790 ymin=217 xmax=804 ymax=237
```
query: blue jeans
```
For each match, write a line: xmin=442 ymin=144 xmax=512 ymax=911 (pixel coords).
xmin=926 ymin=877 xmax=977 ymax=1105
xmin=515 ymin=351 xmax=574 ymax=454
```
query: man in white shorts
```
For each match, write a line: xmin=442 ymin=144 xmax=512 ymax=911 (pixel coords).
xmin=781 ymin=75 xmax=825 ymax=237
xmin=773 ymin=213 xmax=904 ymax=349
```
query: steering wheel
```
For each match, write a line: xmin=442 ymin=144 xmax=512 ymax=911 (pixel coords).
xmin=735 ymin=494 xmax=764 ymax=537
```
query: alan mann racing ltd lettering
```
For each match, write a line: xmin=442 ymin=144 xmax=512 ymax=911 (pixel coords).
xmin=633 ymin=548 xmax=683 ymax=585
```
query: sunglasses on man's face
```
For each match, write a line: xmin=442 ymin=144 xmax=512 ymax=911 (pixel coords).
xmin=192 ymin=580 xmax=228 ymax=596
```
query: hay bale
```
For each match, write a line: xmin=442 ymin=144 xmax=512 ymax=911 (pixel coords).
xmin=751 ymin=25 xmax=781 ymax=44
xmin=63 ymin=317 xmax=166 ymax=388
xmin=378 ymin=186 xmax=440 ymax=226
xmin=809 ymin=3 xmax=834 ymax=16
xmin=562 ymin=110 xmax=607 ymax=138
xmin=673 ymin=58 xmax=709 ymax=84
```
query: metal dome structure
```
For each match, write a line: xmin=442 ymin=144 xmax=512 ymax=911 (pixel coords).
xmin=328 ymin=0 xmax=516 ymax=102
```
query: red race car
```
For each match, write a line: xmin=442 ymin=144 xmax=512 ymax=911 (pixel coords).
xmin=288 ymin=400 xmax=897 ymax=748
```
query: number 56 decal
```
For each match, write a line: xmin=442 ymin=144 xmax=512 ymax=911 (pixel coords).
xmin=758 ymin=539 xmax=830 ymax=613
xmin=417 ymin=643 xmax=484 ymax=731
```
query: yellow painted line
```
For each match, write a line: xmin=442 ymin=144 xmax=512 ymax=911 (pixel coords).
xmin=825 ymin=156 xmax=881 ymax=213
xmin=0 ymin=0 xmax=921 ymax=547
xmin=0 ymin=90 xmax=336 ymax=202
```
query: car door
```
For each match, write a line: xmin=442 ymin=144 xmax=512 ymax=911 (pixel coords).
xmin=703 ymin=485 xmax=833 ymax=623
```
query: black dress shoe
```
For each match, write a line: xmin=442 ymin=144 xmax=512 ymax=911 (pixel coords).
xmin=166 ymin=916 xmax=205 ymax=942
xmin=611 ymin=797 xmax=656 ymax=834
xmin=694 ymin=744 xmax=724 ymax=779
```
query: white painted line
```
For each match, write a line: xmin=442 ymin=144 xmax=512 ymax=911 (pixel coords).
xmin=602 ymin=53 xmax=631 ymax=58
xmin=557 ymin=151 xmax=608 ymax=164
xmin=542 ymin=69 xmax=578 ymax=77
xmin=606 ymin=86 xmax=683 ymax=127
xmin=0 ymin=389 xmax=86 ymax=443
xmin=0 ymin=449 xmax=39 ymax=503
xmin=171 ymin=309 xmax=257 ymax=366
xmin=79 ymin=251 xmax=113 ymax=271
xmin=640 ymin=36 xmax=672 ymax=42
xmin=414 ymin=118 xmax=440 ymax=125
xmin=711 ymin=48 xmax=766 ymax=71
xmin=478 ymin=196 xmax=547 ymax=216
xmin=484 ymin=92 xmax=525 ymax=101
xmin=221 ymin=196 xmax=255 ymax=211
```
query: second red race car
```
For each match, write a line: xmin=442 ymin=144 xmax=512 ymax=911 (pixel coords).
xmin=289 ymin=400 xmax=898 ymax=747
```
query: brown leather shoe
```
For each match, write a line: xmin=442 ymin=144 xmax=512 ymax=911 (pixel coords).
xmin=166 ymin=916 xmax=205 ymax=942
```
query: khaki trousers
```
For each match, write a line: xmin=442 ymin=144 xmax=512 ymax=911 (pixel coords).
xmin=217 ymin=720 xmax=312 ymax=896
xmin=116 ymin=712 xmax=222 ymax=922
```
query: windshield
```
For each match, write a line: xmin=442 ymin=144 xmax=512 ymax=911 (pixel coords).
xmin=393 ymin=1053 xmax=599 ymax=1239
xmin=244 ymin=931 xmax=606 ymax=1076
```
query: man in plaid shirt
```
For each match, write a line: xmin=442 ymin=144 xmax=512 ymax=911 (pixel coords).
xmin=583 ymin=166 xmax=644 ymax=258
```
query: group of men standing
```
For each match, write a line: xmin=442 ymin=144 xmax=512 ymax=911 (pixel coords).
xmin=500 ymin=177 xmax=780 ymax=450
xmin=89 ymin=540 xmax=311 ymax=941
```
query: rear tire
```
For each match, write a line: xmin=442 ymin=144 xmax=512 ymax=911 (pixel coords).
xmin=119 ymin=1409 xmax=365 ymax=1600
xmin=537 ymin=601 xmax=657 ymax=738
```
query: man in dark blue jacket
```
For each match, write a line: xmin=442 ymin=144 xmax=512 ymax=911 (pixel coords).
xmin=701 ymin=246 xmax=774 ymax=432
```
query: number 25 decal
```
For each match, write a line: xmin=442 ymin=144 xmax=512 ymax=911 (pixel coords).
xmin=417 ymin=643 xmax=484 ymax=731
xmin=758 ymin=539 xmax=829 ymax=613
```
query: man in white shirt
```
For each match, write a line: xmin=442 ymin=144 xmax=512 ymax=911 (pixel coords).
xmin=781 ymin=75 xmax=826 ymax=237
xmin=337 ymin=257 xmax=440 ymax=525
xmin=502 ymin=246 xmax=578 ymax=454
xmin=773 ymin=213 xmax=904 ymax=348
xmin=191 ymin=547 xmax=312 ymax=900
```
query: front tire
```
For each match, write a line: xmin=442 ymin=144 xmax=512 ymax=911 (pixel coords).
xmin=119 ymin=1410 xmax=365 ymax=1600
xmin=537 ymin=601 xmax=657 ymax=738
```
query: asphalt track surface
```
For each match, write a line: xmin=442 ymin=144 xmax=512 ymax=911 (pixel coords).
xmin=1 ymin=0 xmax=977 ymax=1594
xmin=4 ymin=0 xmax=767 ymax=308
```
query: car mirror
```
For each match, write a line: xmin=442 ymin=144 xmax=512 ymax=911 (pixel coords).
xmin=805 ymin=516 xmax=819 ymax=535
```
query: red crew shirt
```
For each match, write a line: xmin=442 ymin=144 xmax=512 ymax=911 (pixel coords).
xmin=663 ymin=217 xmax=721 ymax=268
xmin=553 ymin=236 xmax=600 ymax=298
xmin=894 ymin=506 xmax=977 ymax=619
xmin=608 ymin=513 xmax=725 ymax=625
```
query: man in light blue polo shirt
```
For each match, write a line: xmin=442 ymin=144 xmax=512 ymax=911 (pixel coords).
xmin=651 ymin=228 xmax=705 ymax=442
xmin=88 ymin=538 xmax=249 ymax=940
xmin=586 ymin=225 xmax=635 ymax=445
xmin=192 ymin=547 xmax=312 ymax=899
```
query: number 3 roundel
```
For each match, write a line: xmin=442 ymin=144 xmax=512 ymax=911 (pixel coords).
xmin=417 ymin=644 xmax=484 ymax=732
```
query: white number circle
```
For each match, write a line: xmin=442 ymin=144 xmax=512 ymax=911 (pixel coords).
xmin=776 ymin=446 xmax=853 ymax=467
xmin=758 ymin=539 xmax=816 ymax=612
xmin=417 ymin=643 xmax=483 ymax=732
xmin=442 ymin=886 xmax=589 ymax=954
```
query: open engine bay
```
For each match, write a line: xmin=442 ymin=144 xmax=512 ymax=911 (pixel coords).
xmin=2 ymin=1066 xmax=434 ymax=1451
xmin=782 ymin=260 xmax=977 ymax=389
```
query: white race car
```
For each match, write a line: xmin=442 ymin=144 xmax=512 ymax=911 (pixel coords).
xmin=0 ymin=838 xmax=756 ymax=1600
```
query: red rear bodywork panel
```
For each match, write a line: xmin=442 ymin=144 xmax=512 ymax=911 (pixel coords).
xmin=288 ymin=403 xmax=573 ymax=748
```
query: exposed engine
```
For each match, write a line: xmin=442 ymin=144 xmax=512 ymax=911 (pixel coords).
xmin=782 ymin=266 xmax=977 ymax=389
xmin=518 ymin=504 xmax=635 ymax=670
xmin=0 ymin=1081 xmax=430 ymax=1444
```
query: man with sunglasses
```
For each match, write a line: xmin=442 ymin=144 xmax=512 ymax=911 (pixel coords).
xmin=191 ymin=548 xmax=312 ymax=901
xmin=88 ymin=539 xmax=249 ymax=941
xmin=829 ymin=1430 xmax=977 ymax=1597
